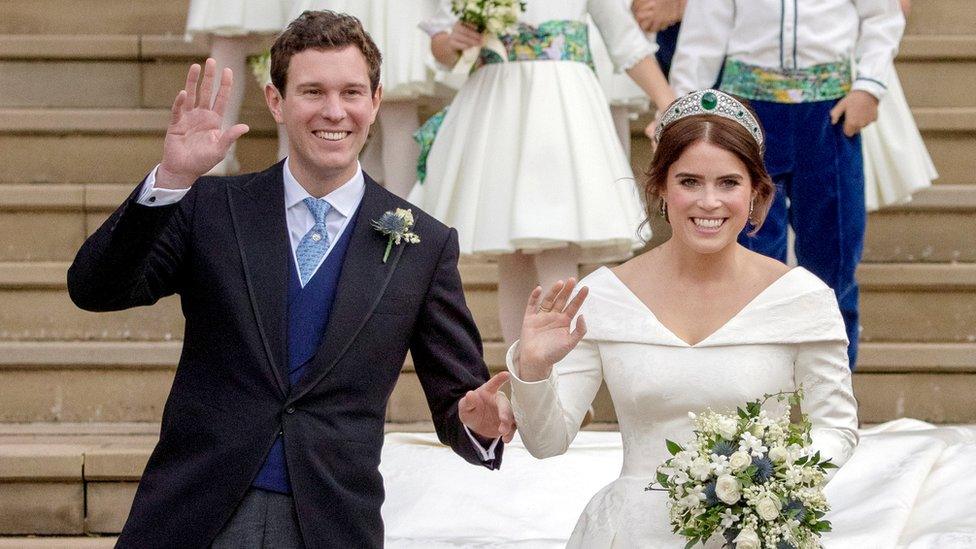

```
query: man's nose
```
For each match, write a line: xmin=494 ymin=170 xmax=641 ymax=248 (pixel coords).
xmin=320 ymin=95 xmax=346 ymax=121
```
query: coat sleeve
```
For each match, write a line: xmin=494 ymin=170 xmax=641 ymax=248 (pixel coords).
xmin=409 ymin=228 xmax=503 ymax=469
xmin=67 ymin=174 xmax=196 ymax=312
xmin=507 ymin=334 xmax=604 ymax=459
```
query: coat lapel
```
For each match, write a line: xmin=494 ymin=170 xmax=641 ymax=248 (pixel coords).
xmin=289 ymin=177 xmax=404 ymax=402
xmin=227 ymin=162 xmax=290 ymax=398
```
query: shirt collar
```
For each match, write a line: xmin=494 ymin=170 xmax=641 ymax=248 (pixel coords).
xmin=282 ymin=158 xmax=365 ymax=219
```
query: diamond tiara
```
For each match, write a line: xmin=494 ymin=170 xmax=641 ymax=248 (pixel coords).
xmin=654 ymin=90 xmax=765 ymax=149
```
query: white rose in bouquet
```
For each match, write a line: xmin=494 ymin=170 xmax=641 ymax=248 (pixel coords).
xmin=729 ymin=451 xmax=752 ymax=473
xmin=716 ymin=416 xmax=739 ymax=440
xmin=769 ymin=446 xmax=790 ymax=463
xmin=733 ymin=527 xmax=761 ymax=549
xmin=715 ymin=474 xmax=742 ymax=505
xmin=689 ymin=457 xmax=712 ymax=481
xmin=757 ymin=496 xmax=782 ymax=522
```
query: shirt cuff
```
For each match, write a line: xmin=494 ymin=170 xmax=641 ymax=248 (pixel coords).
xmin=136 ymin=165 xmax=191 ymax=207
xmin=463 ymin=424 xmax=500 ymax=461
xmin=851 ymin=78 xmax=888 ymax=101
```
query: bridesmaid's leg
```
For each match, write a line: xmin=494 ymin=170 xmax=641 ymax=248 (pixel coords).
xmin=378 ymin=100 xmax=422 ymax=198
xmin=208 ymin=35 xmax=250 ymax=175
xmin=610 ymin=105 xmax=632 ymax=158
xmin=497 ymin=252 xmax=538 ymax=347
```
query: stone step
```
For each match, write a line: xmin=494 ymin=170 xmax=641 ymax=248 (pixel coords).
xmin=0 ymin=261 xmax=973 ymax=342
xmin=1 ymin=181 xmax=975 ymax=262
xmin=2 ymin=34 xmax=973 ymax=109
xmin=0 ymin=538 xmax=117 ymax=548
xmin=3 ymin=0 xmax=975 ymax=35
xmin=2 ymin=342 xmax=976 ymax=534
xmin=864 ymin=185 xmax=976 ymax=262
xmin=0 ymin=0 xmax=190 ymax=35
xmin=904 ymin=0 xmax=976 ymax=36
xmin=0 ymin=261 xmax=500 ymax=342
xmin=1 ymin=335 xmax=975 ymax=423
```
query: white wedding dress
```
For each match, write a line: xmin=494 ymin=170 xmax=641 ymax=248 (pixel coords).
xmin=508 ymin=266 xmax=860 ymax=548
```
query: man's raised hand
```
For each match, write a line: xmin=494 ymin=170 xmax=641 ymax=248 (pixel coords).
xmin=459 ymin=371 xmax=516 ymax=443
xmin=157 ymin=58 xmax=250 ymax=189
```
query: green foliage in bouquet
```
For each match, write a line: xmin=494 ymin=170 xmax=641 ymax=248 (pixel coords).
xmin=648 ymin=390 xmax=836 ymax=549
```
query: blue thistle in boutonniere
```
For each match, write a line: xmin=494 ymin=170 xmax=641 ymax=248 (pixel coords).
xmin=372 ymin=208 xmax=421 ymax=263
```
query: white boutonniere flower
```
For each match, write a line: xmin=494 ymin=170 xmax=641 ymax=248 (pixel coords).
xmin=372 ymin=208 xmax=421 ymax=263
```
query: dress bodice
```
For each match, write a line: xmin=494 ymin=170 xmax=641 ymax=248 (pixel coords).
xmin=508 ymin=266 xmax=859 ymax=547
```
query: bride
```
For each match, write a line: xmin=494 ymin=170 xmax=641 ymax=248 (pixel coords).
xmin=506 ymin=89 xmax=859 ymax=547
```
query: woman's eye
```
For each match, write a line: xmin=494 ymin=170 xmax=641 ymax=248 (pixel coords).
xmin=679 ymin=178 xmax=698 ymax=187
xmin=721 ymin=178 xmax=741 ymax=187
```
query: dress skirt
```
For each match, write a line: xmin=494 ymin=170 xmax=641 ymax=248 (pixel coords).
xmin=185 ymin=0 xmax=290 ymax=37
xmin=862 ymin=67 xmax=937 ymax=211
xmin=412 ymin=59 xmax=649 ymax=263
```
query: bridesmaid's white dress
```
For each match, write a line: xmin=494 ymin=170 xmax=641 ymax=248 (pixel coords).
xmin=862 ymin=65 xmax=938 ymax=211
xmin=185 ymin=0 xmax=290 ymax=37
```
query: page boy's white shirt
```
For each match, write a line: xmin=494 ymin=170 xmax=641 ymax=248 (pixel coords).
xmin=671 ymin=0 xmax=905 ymax=100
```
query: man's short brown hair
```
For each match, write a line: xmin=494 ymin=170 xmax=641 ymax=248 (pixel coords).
xmin=270 ymin=10 xmax=382 ymax=96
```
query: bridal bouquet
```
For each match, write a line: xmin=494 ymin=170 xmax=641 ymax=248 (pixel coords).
xmin=449 ymin=0 xmax=525 ymax=74
xmin=649 ymin=391 xmax=835 ymax=549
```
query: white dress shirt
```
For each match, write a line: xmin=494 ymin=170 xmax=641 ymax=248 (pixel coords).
xmin=670 ymin=0 xmax=905 ymax=100
xmin=137 ymin=160 xmax=498 ymax=460
xmin=138 ymin=159 xmax=365 ymax=283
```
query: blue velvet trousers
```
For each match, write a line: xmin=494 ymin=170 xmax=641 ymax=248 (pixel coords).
xmin=738 ymin=99 xmax=865 ymax=369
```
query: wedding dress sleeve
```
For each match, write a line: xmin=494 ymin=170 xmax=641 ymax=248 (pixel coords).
xmin=506 ymin=339 xmax=604 ymax=459
xmin=586 ymin=0 xmax=657 ymax=72
xmin=794 ymin=340 xmax=860 ymax=476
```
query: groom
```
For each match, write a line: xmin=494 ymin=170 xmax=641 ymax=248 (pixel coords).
xmin=68 ymin=10 xmax=515 ymax=548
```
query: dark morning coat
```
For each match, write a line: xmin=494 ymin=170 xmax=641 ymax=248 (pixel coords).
xmin=67 ymin=162 xmax=502 ymax=548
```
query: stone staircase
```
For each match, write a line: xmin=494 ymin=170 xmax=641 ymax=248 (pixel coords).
xmin=0 ymin=0 xmax=974 ymax=540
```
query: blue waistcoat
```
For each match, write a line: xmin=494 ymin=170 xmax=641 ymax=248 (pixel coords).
xmin=252 ymin=214 xmax=357 ymax=493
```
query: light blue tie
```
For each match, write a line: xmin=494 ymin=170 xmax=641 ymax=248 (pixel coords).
xmin=296 ymin=197 xmax=332 ymax=286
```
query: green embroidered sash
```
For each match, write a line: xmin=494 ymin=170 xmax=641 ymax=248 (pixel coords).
xmin=414 ymin=20 xmax=594 ymax=184
xmin=719 ymin=59 xmax=852 ymax=104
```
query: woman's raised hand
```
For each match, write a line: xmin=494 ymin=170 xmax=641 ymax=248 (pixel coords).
xmin=517 ymin=279 xmax=589 ymax=381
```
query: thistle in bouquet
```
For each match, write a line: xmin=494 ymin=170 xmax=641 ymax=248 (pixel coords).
xmin=449 ymin=0 xmax=526 ymax=74
xmin=647 ymin=390 xmax=836 ymax=549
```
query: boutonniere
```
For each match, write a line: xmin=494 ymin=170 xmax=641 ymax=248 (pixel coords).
xmin=372 ymin=208 xmax=421 ymax=263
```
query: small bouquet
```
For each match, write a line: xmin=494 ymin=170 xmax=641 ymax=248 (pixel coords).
xmin=449 ymin=0 xmax=525 ymax=75
xmin=649 ymin=390 xmax=835 ymax=549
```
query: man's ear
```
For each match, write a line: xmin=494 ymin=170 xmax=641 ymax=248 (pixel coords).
xmin=370 ymin=83 xmax=383 ymax=124
xmin=265 ymin=84 xmax=285 ymax=124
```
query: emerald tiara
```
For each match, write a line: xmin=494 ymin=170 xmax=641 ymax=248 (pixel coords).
xmin=654 ymin=89 xmax=765 ymax=149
